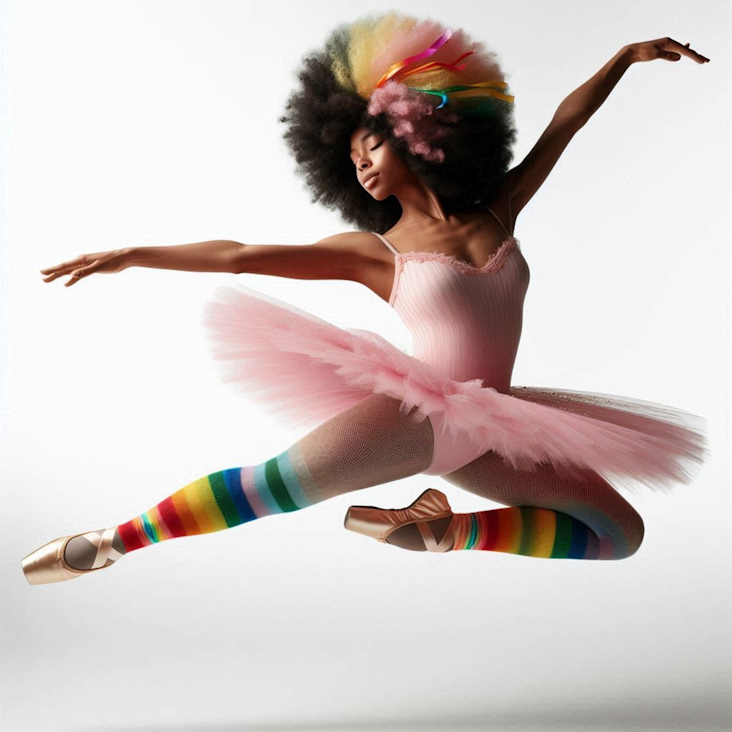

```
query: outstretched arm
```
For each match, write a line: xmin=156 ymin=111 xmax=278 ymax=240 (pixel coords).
xmin=506 ymin=38 xmax=710 ymax=216
xmin=40 ymin=232 xmax=375 ymax=286
xmin=40 ymin=239 xmax=248 ymax=286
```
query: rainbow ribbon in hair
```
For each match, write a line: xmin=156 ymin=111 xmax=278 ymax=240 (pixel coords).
xmin=374 ymin=28 xmax=514 ymax=109
xmin=412 ymin=81 xmax=514 ymax=109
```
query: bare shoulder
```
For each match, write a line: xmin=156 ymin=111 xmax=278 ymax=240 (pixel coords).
xmin=342 ymin=229 xmax=400 ymax=302
xmin=313 ymin=230 xmax=391 ymax=282
xmin=314 ymin=230 xmax=382 ymax=259
xmin=310 ymin=230 xmax=396 ymax=302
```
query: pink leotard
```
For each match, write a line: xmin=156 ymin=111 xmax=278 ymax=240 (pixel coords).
xmin=372 ymin=208 xmax=530 ymax=474
xmin=203 ymin=207 xmax=707 ymax=488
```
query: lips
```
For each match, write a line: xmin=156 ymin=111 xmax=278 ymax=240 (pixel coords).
xmin=364 ymin=173 xmax=379 ymax=188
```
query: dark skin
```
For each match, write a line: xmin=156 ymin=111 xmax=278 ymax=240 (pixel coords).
xmin=349 ymin=36 xmax=711 ymax=549
xmin=348 ymin=128 xmax=512 ymax=550
xmin=39 ymin=36 xmax=710 ymax=300
xmin=349 ymin=126 xmax=518 ymax=304
xmin=38 ymin=37 xmax=710 ymax=559
xmin=349 ymin=37 xmax=711 ymax=305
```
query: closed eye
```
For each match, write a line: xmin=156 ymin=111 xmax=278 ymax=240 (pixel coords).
xmin=352 ymin=140 xmax=383 ymax=165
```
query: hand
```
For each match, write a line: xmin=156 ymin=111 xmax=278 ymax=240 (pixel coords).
xmin=628 ymin=38 xmax=710 ymax=64
xmin=40 ymin=247 xmax=132 ymax=287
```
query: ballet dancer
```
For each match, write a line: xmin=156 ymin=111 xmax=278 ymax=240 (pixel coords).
xmin=22 ymin=12 xmax=710 ymax=584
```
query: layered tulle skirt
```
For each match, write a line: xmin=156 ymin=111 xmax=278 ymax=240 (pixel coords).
xmin=201 ymin=282 xmax=709 ymax=495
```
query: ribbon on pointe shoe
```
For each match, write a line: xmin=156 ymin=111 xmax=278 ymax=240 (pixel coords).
xmin=84 ymin=527 xmax=124 ymax=569
xmin=415 ymin=516 xmax=456 ymax=552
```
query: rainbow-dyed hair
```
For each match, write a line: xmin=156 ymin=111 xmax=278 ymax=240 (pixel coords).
xmin=279 ymin=11 xmax=518 ymax=233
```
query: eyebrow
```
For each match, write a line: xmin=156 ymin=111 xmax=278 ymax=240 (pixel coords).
xmin=349 ymin=132 xmax=375 ymax=154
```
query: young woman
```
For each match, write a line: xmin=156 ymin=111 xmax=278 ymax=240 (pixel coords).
xmin=22 ymin=12 xmax=710 ymax=583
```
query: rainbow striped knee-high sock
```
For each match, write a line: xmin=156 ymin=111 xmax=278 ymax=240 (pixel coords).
xmin=62 ymin=448 xmax=322 ymax=570
xmin=117 ymin=453 xmax=318 ymax=552
xmin=449 ymin=507 xmax=607 ymax=560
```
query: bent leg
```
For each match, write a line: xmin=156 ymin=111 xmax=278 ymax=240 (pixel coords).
xmin=440 ymin=451 xmax=645 ymax=560
xmin=63 ymin=394 xmax=434 ymax=570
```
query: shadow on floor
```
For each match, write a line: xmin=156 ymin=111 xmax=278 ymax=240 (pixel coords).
xmin=75 ymin=691 xmax=731 ymax=732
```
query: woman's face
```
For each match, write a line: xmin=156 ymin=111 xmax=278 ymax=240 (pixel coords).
xmin=349 ymin=126 xmax=416 ymax=201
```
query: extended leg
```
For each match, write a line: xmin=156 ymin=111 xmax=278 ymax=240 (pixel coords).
xmin=61 ymin=394 xmax=435 ymax=572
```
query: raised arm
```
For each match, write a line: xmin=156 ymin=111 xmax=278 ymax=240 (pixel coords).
xmin=506 ymin=38 xmax=709 ymax=217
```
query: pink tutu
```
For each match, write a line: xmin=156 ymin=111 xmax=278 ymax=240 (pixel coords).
xmin=201 ymin=282 xmax=709 ymax=495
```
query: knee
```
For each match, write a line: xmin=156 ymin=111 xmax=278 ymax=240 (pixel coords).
xmin=615 ymin=511 xmax=645 ymax=560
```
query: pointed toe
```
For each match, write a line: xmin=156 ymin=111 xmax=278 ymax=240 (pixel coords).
xmin=21 ymin=536 xmax=85 ymax=585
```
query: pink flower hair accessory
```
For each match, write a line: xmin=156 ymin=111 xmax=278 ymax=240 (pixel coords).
xmin=367 ymin=81 xmax=458 ymax=163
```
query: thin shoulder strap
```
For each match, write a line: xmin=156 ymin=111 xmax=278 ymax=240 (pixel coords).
xmin=487 ymin=177 xmax=514 ymax=237
xmin=372 ymin=231 xmax=400 ymax=256
xmin=486 ymin=206 xmax=513 ymax=238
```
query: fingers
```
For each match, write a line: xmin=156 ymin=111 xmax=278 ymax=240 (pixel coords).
xmin=62 ymin=261 xmax=101 ymax=287
xmin=40 ymin=269 xmax=73 ymax=284
xmin=40 ymin=267 xmax=77 ymax=284
xmin=40 ymin=263 xmax=73 ymax=276
xmin=40 ymin=255 xmax=93 ymax=285
xmin=41 ymin=249 xmax=123 ymax=285
xmin=39 ymin=258 xmax=100 ymax=286
xmin=40 ymin=257 xmax=84 ymax=282
xmin=667 ymin=38 xmax=710 ymax=63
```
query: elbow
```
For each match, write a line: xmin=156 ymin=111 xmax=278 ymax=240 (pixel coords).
xmin=554 ymin=102 xmax=588 ymax=132
xmin=228 ymin=242 xmax=248 ymax=274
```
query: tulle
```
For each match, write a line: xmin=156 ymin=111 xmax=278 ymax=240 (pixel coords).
xmin=202 ymin=282 xmax=709 ymax=495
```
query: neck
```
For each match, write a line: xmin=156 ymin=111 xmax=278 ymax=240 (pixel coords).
xmin=393 ymin=179 xmax=450 ymax=225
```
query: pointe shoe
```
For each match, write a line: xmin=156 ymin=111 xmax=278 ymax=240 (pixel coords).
xmin=21 ymin=527 xmax=122 ymax=585
xmin=344 ymin=488 xmax=455 ymax=552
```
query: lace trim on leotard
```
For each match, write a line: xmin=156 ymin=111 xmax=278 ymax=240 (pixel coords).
xmin=397 ymin=236 xmax=520 ymax=275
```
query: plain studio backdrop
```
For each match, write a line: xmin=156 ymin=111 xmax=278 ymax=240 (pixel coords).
xmin=1 ymin=1 xmax=729 ymax=731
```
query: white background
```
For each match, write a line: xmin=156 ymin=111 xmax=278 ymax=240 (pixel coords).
xmin=1 ymin=1 xmax=730 ymax=731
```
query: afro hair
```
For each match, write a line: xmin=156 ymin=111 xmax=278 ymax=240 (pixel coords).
xmin=279 ymin=11 xmax=518 ymax=233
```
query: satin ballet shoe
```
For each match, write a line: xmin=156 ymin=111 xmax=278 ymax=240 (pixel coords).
xmin=344 ymin=488 xmax=456 ymax=552
xmin=21 ymin=527 xmax=122 ymax=585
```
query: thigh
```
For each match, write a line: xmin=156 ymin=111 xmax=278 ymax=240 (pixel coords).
xmin=442 ymin=450 xmax=645 ymax=557
xmin=289 ymin=393 xmax=435 ymax=501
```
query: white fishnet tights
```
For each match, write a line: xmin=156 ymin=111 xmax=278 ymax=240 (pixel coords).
xmin=291 ymin=393 xmax=435 ymax=502
xmin=293 ymin=394 xmax=645 ymax=558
